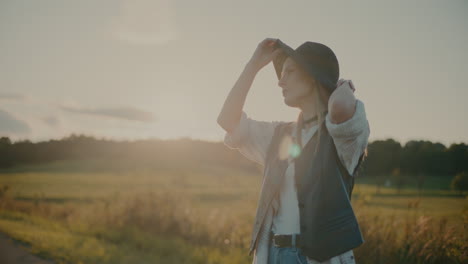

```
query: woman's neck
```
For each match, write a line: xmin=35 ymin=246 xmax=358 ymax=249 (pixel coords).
xmin=300 ymin=99 xmax=321 ymax=121
xmin=299 ymin=101 xmax=327 ymax=131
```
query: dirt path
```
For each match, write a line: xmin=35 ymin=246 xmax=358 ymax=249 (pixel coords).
xmin=0 ymin=232 xmax=55 ymax=264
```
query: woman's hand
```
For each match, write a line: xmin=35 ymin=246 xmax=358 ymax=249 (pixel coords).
xmin=337 ymin=79 xmax=356 ymax=93
xmin=247 ymin=38 xmax=282 ymax=72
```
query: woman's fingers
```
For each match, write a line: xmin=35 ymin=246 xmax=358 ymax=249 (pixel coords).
xmin=261 ymin=38 xmax=278 ymax=48
xmin=272 ymin=49 xmax=282 ymax=59
xmin=349 ymin=80 xmax=356 ymax=92
xmin=267 ymin=38 xmax=277 ymax=46
xmin=337 ymin=79 xmax=346 ymax=87
xmin=249 ymin=38 xmax=280 ymax=71
xmin=337 ymin=79 xmax=356 ymax=93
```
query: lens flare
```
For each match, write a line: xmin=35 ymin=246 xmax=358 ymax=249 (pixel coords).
xmin=289 ymin=143 xmax=301 ymax=159
xmin=278 ymin=135 xmax=301 ymax=160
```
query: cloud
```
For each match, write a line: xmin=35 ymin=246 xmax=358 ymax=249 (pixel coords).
xmin=0 ymin=109 xmax=31 ymax=135
xmin=60 ymin=105 xmax=156 ymax=122
xmin=111 ymin=0 xmax=178 ymax=45
xmin=42 ymin=116 xmax=60 ymax=128
xmin=0 ymin=92 xmax=27 ymax=101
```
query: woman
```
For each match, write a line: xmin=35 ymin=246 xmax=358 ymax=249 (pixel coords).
xmin=217 ymin=38 xmax=370 ymax=264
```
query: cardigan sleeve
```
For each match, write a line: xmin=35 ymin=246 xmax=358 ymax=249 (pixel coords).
xmin=325 ymin=99 xmax=370 ymax=176
xmin=223 ymin=111 xmax=284 ymax=166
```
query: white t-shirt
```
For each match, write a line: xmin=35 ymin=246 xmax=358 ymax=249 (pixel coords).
xmin=223 ymin=99 xmax=370 ymax=264
xmin=271 ymin=123 xmax=319 ymax=235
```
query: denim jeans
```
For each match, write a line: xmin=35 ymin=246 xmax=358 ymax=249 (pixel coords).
xmin=268 ymin=240 xmax=308 ymax=264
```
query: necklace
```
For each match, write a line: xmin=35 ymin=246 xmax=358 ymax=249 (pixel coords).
xmin=293 ymin=111 xmax=328 ymax=153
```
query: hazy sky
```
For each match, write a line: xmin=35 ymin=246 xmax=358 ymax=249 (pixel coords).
xmin=1 ymin=0 xmax=467 ymax=147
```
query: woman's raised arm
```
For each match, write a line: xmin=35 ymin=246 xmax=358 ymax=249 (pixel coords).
xmin=217 ymin=38 xmax=281 ymax=133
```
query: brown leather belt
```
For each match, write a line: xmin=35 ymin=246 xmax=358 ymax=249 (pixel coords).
xmin=270 ymin=231 xmax=303 ymax=248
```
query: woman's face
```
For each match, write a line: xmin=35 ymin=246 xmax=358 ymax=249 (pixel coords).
xmin=278 ymin=57 xmax=317 ymax=108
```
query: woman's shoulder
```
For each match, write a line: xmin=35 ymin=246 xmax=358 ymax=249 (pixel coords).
xmin=223 ymin=113 xmax=293 ymax=165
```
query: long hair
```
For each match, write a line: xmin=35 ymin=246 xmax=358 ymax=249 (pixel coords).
xmin=313 ymin=82 xmax=330 ymax=156
xmin=293 ymin=79 xmax=329 ymax=157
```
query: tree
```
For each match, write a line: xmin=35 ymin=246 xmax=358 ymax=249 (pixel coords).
xmin=0 ymin=137 xmax=11 ymax=145
xmin=447 ymin=144 xmax=468 ymax=175
xmin=451 ymin=172 xmax=468 ymax=195
xmin=392 ymin=168 xmax=405 ymax=194
xmin=365 ymin=139 xmax=402 ymax=176
xmin=0 ymin=137 xmax=13 ymax=168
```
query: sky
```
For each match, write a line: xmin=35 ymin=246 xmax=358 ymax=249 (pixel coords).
xmin=0 ymin=0 xmax=467 ymax=147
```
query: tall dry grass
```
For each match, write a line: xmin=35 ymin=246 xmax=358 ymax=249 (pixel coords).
xmin=1 ymin=184 xmax=466 ymax=263
xmin=355 ymin=204 xmax=467 ymax=264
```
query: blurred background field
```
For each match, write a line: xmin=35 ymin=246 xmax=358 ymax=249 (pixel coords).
xmin=0 ymin=152 xmax=466 ymax=264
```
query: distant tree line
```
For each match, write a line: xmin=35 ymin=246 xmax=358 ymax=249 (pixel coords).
xmin=362 ymin=139 xmax=468 ymax=194
xmin=0 ymin=135 xmax=467 ymax=181
xmin=363 ymin=139 xmax=467 ymax=177
xmin=0 ymin=134 xmax=260 ymax=173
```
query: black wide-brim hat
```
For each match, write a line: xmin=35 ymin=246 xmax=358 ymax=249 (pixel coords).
xmin=273 ymin=39 xmax=339 ymax=95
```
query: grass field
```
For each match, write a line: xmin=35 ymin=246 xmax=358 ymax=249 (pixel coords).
xmin=0 ymin=159 xmax=466 ymax=264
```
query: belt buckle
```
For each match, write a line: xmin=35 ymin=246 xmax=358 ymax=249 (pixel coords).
xmin=273 ymin=235 xmax=281 ymax=247
xmin=273 ymin=234 xmax=299 ymax=248
xmin=273 ymin=234 xmax=289 ymax=248
xmin=271 ymin=232 xmax=281 ymax=248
